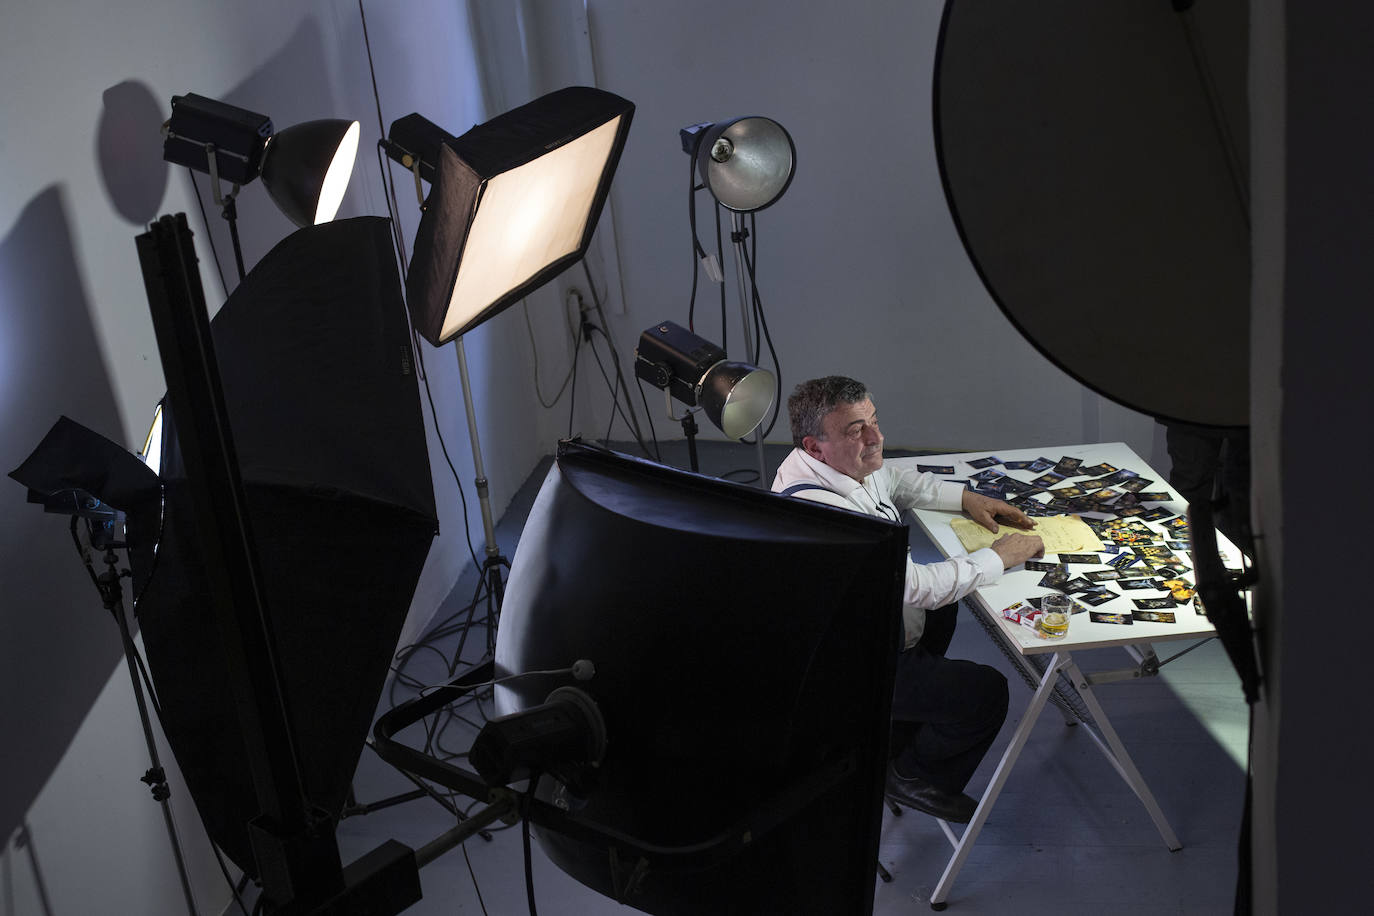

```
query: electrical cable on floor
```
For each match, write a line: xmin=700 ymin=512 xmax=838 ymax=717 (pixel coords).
xmin=461 ymin=841 xmax=492 ymax=916
xmin=390 ymin=579 xmax=494 ymax=710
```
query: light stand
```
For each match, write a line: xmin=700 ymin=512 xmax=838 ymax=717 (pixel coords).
xmin=452 ymin=335 xmax=510 ymax=653
xmin=652 ymin=386 xmax=705 ymax=473
xmin=681 ymin=116 xmax=795 ymax=482
xmin=727 ymin=210 xmax=766 ymax=479
xmin=380 ymin=87 xmax=635 ymax=645
xmin=80 ymin=517 xmax=200 ymax=916
xmin=680 ymin=405 xmax=703 ymax=473
xmin=10 ymin=414 xmax=203 ymax=911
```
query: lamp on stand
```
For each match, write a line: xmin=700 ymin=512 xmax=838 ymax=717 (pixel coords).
xmin=382 ymin=87 xmax=635 ymax=648
xmin=680 ymin=116 xmax=795 ymax=482
xmin=162 ymin=92 xmax=361 ymax=280
xmin=10 ymin=418 xmax=196 ymax=915
xmin=633 ymin=320 xmax=774 ymax=473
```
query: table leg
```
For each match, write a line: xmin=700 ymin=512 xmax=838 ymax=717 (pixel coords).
xmin=929 ymin=651 xmax=1071 ymax=910
xmin=1061 ymin=656 xmax=1182 ymax=850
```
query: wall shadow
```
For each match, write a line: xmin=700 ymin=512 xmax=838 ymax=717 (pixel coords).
xmin=96 ymin=79 xmax=169 ymax=225
xmin=0 ymin=187 xmax=129 ymax=838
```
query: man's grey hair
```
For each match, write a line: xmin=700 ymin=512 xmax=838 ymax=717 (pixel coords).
xmin=787 ymin=376 xmax=871 ymax=449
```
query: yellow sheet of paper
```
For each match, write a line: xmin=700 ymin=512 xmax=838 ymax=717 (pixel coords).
xmin=949 ymin=515 xmax=1103 ymax=555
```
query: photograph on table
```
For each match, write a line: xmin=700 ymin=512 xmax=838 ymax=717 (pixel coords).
xmin=1078 ymin=462 xmax=1119 ymax=476
xmin=1054 ymin=456 xmax=1084 ymax=475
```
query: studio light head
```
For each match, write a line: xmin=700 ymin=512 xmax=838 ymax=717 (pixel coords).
xmin=681 ymin=116 xmax=796 ymax=213
xmin=385 ymin=87 xmax=635 ymax=345
xmin=634 ymin=320 xmax=775 ymax=439
xmin=163 ymin=92 xmax=360 ymax=226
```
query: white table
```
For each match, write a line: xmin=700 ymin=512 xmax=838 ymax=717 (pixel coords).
xmin=891 ymin=442 xmax=1242 ymax=910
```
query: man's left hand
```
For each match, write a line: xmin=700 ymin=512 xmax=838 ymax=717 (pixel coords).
xmin=961 ymin=490 xmax=1037 ymax=534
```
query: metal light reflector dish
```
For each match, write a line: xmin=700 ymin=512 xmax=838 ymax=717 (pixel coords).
xmin=634 ymin=320 xmax=775 ymax=439
xmin=261 ymin=118 xmax=361 ymax=226
xmin=695 ymin=116 xmax=796 ymax=213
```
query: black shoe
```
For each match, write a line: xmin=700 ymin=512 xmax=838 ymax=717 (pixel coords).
xmin=885 ymin=762 xmax=978 ymax=823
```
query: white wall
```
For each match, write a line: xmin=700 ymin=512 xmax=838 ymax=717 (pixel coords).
xmin=567 ymin=0 xmax=1166 ymax=464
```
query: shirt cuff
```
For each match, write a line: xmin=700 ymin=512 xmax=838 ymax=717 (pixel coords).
xmin=933 ymin=480 xmax=968 ymax=513
xmin=969 ymin=547 xmax=1004 ymax=581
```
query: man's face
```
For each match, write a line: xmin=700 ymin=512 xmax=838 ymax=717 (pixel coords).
xmin=803 ymin=398 xmax=884 ymax=482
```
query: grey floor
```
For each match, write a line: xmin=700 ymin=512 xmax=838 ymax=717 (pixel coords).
xmin=332 ymin=439 xmax=1249 ymax=915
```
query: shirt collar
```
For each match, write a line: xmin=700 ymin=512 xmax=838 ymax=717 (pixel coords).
xmin=793 ymin=448 xmax=869 ymax=496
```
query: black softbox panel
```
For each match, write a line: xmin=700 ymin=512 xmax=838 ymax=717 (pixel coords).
xmin=131 ymin=216 xmax=437 ymax=877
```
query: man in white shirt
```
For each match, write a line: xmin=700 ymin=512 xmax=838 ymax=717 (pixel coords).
xmin=772 ymin=376 xmax=1044 ymax=822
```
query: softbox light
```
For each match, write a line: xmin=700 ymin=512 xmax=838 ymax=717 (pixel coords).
xmin=404 ymin=86 xmax=634 ymax=345
xmin=131 ymin=216 xmax=437 ymax=878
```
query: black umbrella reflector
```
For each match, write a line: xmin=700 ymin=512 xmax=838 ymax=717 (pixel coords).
xmin=934 ymin=1 xmax=1249 ymax=426
xmin=131 ymin=216 xmax=437 ymax=877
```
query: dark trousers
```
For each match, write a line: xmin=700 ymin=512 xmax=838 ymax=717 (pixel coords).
xmin=889 ymin=604 xmax=1008 ymax=794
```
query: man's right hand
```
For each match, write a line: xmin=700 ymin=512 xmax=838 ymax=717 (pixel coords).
xmin=990 ymin=532 xmax=1045 ymax=569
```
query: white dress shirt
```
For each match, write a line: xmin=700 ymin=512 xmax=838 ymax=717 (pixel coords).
xmin=772 ymin=448 xmax=1003 ymax=648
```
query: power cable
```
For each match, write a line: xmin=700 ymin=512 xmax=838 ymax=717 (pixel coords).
xmin=738 ymin=221 xmax=783 ymax=439
xmin=522 ymin=774 xmax=542 ymax=916
xmin=187 ymin=171 xmax=229 ymax=297
xmin=521 ymin=293 xmax=580 ymax=409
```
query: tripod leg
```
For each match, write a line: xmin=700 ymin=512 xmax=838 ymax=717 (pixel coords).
xmin=109 ymin=562 xmax=199 ymax=916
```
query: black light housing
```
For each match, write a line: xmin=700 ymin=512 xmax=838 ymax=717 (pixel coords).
xmin=634 ymin=320 xmax=774 ymax=439
xmin=163 ymin=92 xmax=360 ymax=227
xmin=394 ymin=86 xmax=635 ymax=345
